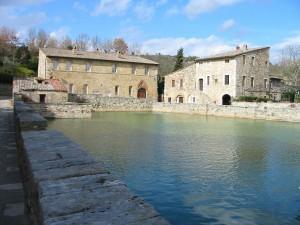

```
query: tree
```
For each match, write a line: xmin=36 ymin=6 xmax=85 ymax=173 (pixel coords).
xmin=60 ymin=36 xmax=73 ymax=50
xmin=75 ymin=33 xmax=89 ymax=51
xmin=279 ymin=45 xmax=300 ymax=86
xmin=36 ymin=29 xmax=48 ymax=48
xmin=113 ymin=38 xmax=128 ymax=54
xmin=100 ymin=39 xmax=114 ymax=53
xmin=26 ymin=28 xmax=37 ymax=53
xmin=173 ymin=48 xmax=184 ymax=72
xmin=128 ymin=42 xmax=141 ymax=55
xmin=0 ymin=26 xmax=18 ymax=59
xmin=46 ymin=36 xmax=58 ymax=48
xmin=15 ymin=45 xmax=31 ymax=64
xmin=91 ymin=35 xmax=101 ymax=51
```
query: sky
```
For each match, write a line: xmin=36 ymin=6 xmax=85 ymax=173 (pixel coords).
xmin=0 ymin=0 xmax=299 ymax=62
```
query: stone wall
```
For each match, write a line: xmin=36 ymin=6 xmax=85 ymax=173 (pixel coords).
xmin=38 ymin=49 xmax=159 ymax=100
xmin=14 ymin=100 xmax=170 ymax=225
xmin=152 ymin=102 xmax=300 ymax=122
xmin=30 ymin=103 xmax=92 ymax=118
xmin=69 ymin=94 xmax=153 ymax=112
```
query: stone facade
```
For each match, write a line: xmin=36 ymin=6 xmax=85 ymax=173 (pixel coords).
xmin=38 ymin=48 xmax=159 ymax=100
xmin=69 ymin=94 xmax=153 ymax=112
xmin=164 ymin=46 xmax=271 ymax=105
xmin=152 ymin=102 xmax=300 ymax=122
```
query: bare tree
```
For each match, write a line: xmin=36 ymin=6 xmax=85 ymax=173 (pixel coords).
xmin=113 ymin=38 xmax=128 ymax=54
xmin=75 ymin=33 xmax=89 ymax=51
xmin=279 ymin=45 xmax=300 ymax=86
xmin=0 ymin=26 xmax=18 ymax=61
xmin=100 ymin=39 xmax=114 ymax=53
xmin=128 ymin=42 xmax=141 ymax=55
xmin=60 ymin=36 xmax=73 ymax=49
xmin=36 ymin=29 xmax=48 ymax=48
xmin=46 ymin=36 xmax=58 ymax=48
xmin=91 ymin=35 xmax=101 ymax=51
xmin=26 ymin=28 xmax=37 ymax=53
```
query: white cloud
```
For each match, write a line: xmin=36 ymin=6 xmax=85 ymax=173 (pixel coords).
xmin=141 ymin=35 xmax=234 ymax=56
xmin=134 ymin=1 xmax=154 ymax=21
xmin=271 ymin=31 xmax=300 ymax=62
xmin=92 ymin=0 xmax=131 ymax=16
xmin=184 ymin=0 xmax=242 ymax=18
xmin=166 ymin=6 xmax=180 ymax=16
xmin=73 ymin=1 xmax=87 ymax=12
xmin=49 ymin=27 xmax=70 ymax=40
xmin=220 ymin=19 xmax=235 ymax=31
xmin=0 ymin=0 xmax=50 ymax=6
xmin=0 ymin=6 xmax=47 ymax=29
xmin=156 ymin=0 xmax=168 ymax=6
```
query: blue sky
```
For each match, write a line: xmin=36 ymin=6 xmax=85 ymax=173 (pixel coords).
xmin=0 ymin=0 xmax=299 ymax=61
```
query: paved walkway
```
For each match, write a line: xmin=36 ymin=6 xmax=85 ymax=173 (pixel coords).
xmin=0 ymin=97 xmax=31 ymax=225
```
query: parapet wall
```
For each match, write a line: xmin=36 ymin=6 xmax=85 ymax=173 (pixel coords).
xmin=152 ymin=102 xmax=300 ymax=122
xmin=69 ymin=94 xmax=153 ymax=112
xmin=14 ymin=100 xmax=170 ymax=225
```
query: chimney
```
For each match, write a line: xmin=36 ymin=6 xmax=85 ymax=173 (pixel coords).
xmin=242 ymin=44 xmax=248 ymax=50
xmin=72 ymin=46 xmax=77 ymax=54
xmin=116 ymin=51 xmax=121 ymax=58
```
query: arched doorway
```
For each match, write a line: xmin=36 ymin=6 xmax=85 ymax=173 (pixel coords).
xmin=222 ymin=94 xmax=231 ymax=105
xmin=137 ymin=80 xmax=148 ymax=99
xmin=137 ymin=88 xmax=146 ymax=98
xmin=176 ymin=95 xmax=184 ymax=103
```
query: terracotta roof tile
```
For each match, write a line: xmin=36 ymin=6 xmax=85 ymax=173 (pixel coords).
xmin=41 ymin=48 xmax=159 ymax=65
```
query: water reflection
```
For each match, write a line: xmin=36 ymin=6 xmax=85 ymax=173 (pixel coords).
xmin=48 ymin=112 xmax=300 ymax=225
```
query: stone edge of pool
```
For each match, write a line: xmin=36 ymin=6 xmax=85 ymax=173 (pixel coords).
xmin=13 ymin=100 xmax=171 ymax=225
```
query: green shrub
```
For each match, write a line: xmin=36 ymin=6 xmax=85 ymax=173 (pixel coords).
xmin=237 ymin=96 xmax=257 ymax=102
xmin=282 ymin=90 xmax=296 ymax=103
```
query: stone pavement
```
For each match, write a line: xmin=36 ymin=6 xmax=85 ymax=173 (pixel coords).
xmin=0 ymin=97 xmax=31 ymax=225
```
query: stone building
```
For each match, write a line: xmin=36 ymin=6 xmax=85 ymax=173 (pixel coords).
xmin=13 ymin=78 xmax=68 ymax=103
xmin=164 ymin=45 xmax=272 ymax=105
xmin=38 ymin=48 xmax=159 ymax=100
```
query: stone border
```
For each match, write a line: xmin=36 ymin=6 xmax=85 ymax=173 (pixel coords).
xmin=14 ymin=100 xmax=170 ymax=225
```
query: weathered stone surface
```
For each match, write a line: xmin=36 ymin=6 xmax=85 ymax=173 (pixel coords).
xmin=14 ymin=100 xmax=170 ymax=225
xmin=17 ymin=111 xmax=47 ymax=130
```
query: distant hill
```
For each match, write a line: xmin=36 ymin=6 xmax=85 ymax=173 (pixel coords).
xmin=141 ymin=54 xmax=197 ymax=77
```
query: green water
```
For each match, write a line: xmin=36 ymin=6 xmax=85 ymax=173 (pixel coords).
xmin=48 ymin=112 xmax=300 ymax=225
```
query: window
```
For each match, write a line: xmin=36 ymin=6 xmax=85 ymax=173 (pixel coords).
xmin=172 ymin=80 xmax=175 ymax=87
xmin=251 ymin=56 xmax=255 ymax=66
xmin=243 ymin=55 xmax=246 ymax=65
xmin=112 ymin=63 xmax=117 ymax=73
xmin=52 ymin=59 xmax=59 ymax=70
xmin=83 ymin=84 xmax=88 ymax=94
xmin=199 ymin=79 xmax=203 ymax=91
xmin=168 ymin=97 xmax=171 ymax=103
xmin=131 ymin=64 xmax=136 ymax=75
xmin=264 ymin=79 xmax=268 ymax=89
xmin=115 ymin=85 xmax=119 ymax=96
xmin=66 ymin=60 xmax=72 ymax=71
xmin=69 ymin=83 xmax=74 ymax=93
xmin=242 ymin=76 xmax=246 ymax=87
xmin=193 ymin=97 xmax=196 ymax=103
xmin=145 ymin=65 xmax=149 ymax=75
xmin=251 ymin=77 xmax=254 ymax=88
xmin=86 ymin=62 xmax=92 ymax=72
xmin=39 ymin=94 xmax=46 ymax=103
xmin=224 ymin=75 xmax=230 ymax=85
xmin=225 ymin=59 xmax=230 ymax=63
xmin=180 ymin=79 xmax=183 ymax=88
xmin=207 ymin=76 xmax=210 ymax=85
xmin=129 ymin=86 xmax=132 ymax=96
